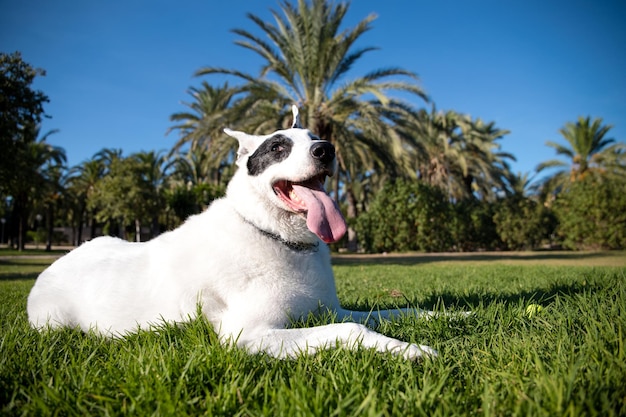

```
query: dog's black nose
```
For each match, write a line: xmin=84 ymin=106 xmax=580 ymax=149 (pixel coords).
xmin=310 ymin=142 xmax=335 ymax=164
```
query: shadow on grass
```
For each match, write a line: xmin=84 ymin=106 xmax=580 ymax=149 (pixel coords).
xmin=424 ymin=280 xmax=598 ymax=311
xmin=0 ymin=259 xmax=53 ymax=281
xmin=0 ymin=272 xmax=41 ymax=281
xmin=332 ymin=251 xmax=618 ymax=266
xmin=341 ymin=279 xmax=603 ymax=314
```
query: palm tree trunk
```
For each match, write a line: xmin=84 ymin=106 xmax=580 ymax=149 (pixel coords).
xmin=333 ymin=173 xmax=340 ymax=203
xmin=345 ymin=187 xmax=358 ymax=252
xmin=76 ymin=206 xmax=84 ymax=245
xmin=135 ymin=219 xmax=141 ymax=242
xmin=45 ymin=202 xmax=53 ymax=252
xmin=15 ymin=194 xmax=28 ymax=251
xmin=117 ymin=219 xmax=126 ymax=240
xmin=151 ymin=216 xmax=160 ymax=239
xmin=463 ymin=175 xmax=474 ymax=199
xmin=17 ymin=214 xmax=25 ymax=251
xmin=90 ymin=213 xmax=97 ymax=241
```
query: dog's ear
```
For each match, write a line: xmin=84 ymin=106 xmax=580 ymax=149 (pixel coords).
xmin=291 ymin=105 xmax=302 ymax=129
xmin=224 ymin=128 xmax=257 ymax=165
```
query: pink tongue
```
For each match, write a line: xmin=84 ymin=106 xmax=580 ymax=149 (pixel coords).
xmin=291 ymin=184 xmax=347 ymax=243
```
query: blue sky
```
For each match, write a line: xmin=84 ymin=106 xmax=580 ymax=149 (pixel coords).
xmin=2 ymin=0 xmax=625 ymax=180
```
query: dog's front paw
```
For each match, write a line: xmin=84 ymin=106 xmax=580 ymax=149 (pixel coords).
xmin=385 ymin=340 xmax=438 ymax=360
xmin=405 ymin=343 xmax=438 ymax=360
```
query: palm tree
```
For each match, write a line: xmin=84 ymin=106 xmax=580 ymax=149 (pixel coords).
xmin=67 ymin=149 xmax=123 ymax=242
xmin=133 ymin=150 xmax=168 ymax=238
xmin=168 ymin=82 xmax=243 ymax=183
xmin=11 ymin=124 xmax=66 ymax=250
xmin=411 ymin=108 xmax=465 ymax=194
xmin=168 ymin=143 xmax=235 ymax=187
xmin=164 ymin=148 xmax=230 ymax=225
xmin=66 ymin=158 xmax=106 ymax=244
xmin=94 ymin=148 xmax=124 ymax=170
xmin=455 ymin=117 xmax=514 ymax=200
xmin=194 ymin=0 xmax=429 ymax=249
xmin=507 ymin=172 xmax=536 ymax=197
xmin=85 ymin=151 xmax=165 ymax=242
xmin=412 ymin=108 xmax=514 ymax=200
xmin=536 ymin=116 xmax=625 ymax=195
xmin=37 ymin=163 xmax=66 ymax=251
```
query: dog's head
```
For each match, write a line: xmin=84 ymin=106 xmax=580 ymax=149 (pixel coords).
xmin=224 ymin=106 xmax=347 ymax=243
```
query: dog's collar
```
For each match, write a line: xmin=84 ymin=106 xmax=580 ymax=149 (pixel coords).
xmin=238 ymin=214 xmax=319 ymax=253
xmin=255 ymin=227 xmax=320 ymax=253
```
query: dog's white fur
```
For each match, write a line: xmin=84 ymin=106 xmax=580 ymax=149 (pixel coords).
xmin=27 ymin=107 xmax=436 ymax=360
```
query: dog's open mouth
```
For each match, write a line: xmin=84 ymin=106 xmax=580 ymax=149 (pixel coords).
xmin=273 ymin=175 xmax=347 ymax=244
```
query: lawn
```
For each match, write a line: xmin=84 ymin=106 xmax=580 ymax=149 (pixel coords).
xmin=1 ymin=250 xmax=625 ymax=416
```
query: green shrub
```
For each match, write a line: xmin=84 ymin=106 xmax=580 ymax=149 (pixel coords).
xmin=554 ymin=175 xmax=626 ymax=249
xmin=493 ymin=196 xmax=557 ymax=250
xmin=25 ymin=229 xmax=46 ymax=245
xmin=166 ymin=183 xmax=225 ymax=225
xmin=452 ymin=199 xmax=501 ymax=251
xmin=356 ymin=180 xmax=453 ymax=252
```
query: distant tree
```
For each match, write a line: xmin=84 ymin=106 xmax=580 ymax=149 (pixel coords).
xmin=133 ymin=151 xmax=169 ymax=238
xmin=168 ymin=144 xmax=235 ymax=187
xmin=87 ymin=154 xmax=137 ymax=240
xmin=412 ymin=108 xmax=514 ymax=201
xmin=87 ymin=151 xmax=170 ymax=242
xmin=94 ymin=148 xmax=124 ymax=167
xmin=66 ymin=158 xmax=106 ymax=244
xmin=507 ymin=171 xmax=536 ymax=196
xmin=37 ymin=156 xmax=66 ymax=251
xmin=164 ymin=148 xmax=227 ymax=226
xmin=458 ymin=117 xmax=515 ymax=200
xmin=168 ymin=82 xmax=242 ymax=186
xmin=410 ymin=109 xmax=464 ymax=194
xmin=8 ymin=124 xmax=65 ymax=250
xmin=536 ymin=116 xmax=626 ymax=196
xmin=0 ymin=52 xmax=50 ymax=192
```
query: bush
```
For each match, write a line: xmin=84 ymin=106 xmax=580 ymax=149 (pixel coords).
xmin=166 ymin=183 xmax=226 ymax=225
xmin=355 ymin=180 xmax=453 ymax=252
xmin=356 ymin=179 xmax=585 ymax=253
xmin=493 ymin=196 xmax=557 ymax=250
xmin=25 ymin=229 xmax=46 ymax=245
xmin=452 ymin=199 xmax=501 ymax=251
xmin=554 ymin=175 xmax=626 ymax=250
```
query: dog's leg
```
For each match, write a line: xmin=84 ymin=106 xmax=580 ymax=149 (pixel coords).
xmin=336 ymin=307 xmax=437 ymax=327
xmin=238 ymin=323 xmax=437 ymax=360
xmin=336 ymin=307 xmax=472 ymax=327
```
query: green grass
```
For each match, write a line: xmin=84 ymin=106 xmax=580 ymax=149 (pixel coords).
xmin=1 ymin=251 xmax=625 ymax=416
xmin=0 ymin=247 xmax=70 ymax=257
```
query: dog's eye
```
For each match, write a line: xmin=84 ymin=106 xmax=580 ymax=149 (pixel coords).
xmin=271 ymin=144 xmax=284 ymax=153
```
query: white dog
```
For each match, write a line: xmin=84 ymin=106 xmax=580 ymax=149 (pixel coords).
xmin=27 ymin=106 xmax=437 ymax=360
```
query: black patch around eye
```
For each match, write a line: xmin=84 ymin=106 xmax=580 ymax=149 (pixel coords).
xmin=247 ymin=134 xmax=294 ymax=176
